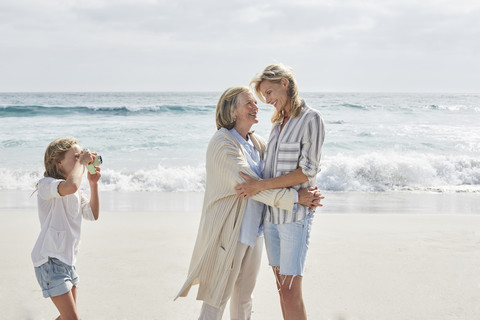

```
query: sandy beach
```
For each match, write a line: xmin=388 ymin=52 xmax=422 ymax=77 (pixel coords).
xmin=1 ymin=190 xmax=480 ymax=320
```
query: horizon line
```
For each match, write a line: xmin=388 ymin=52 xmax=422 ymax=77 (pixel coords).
xmin=1 ymin=90 xmax=479 ymax=95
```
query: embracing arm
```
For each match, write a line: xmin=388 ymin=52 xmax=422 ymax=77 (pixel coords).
xmin=210 ymin=132 xmax=297 ymax=212
xmin=236 ymin=113 xmax=324 ymax=197
xmin=240 ymin=172 xmax=323 ymax=210
xmin=237 ymin=168 xmax=307 ymax=196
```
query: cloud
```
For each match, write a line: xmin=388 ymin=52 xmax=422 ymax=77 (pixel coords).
xmin=0 ymin=0 xmax=479 ymax=91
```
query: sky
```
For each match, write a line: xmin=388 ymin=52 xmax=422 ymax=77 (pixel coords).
xmin=0 ymin=0 xmax=479 ymax=92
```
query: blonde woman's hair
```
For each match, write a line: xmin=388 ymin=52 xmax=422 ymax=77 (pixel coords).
xmin=44 ymin=137 xmax=79 ymax=179
xmin=250 ymin=63 xmax=303 ymax=124
xmin=215 ymin=86 xmax=250 ymax=130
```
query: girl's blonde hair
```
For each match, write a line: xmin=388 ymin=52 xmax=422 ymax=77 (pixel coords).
xmin=44 ymin=137 xmax=78 ymax=179
xmin=250 ymin=64 xmax=303 ymax=124
xmin=215 ymin=86 xmax=250 ymax=130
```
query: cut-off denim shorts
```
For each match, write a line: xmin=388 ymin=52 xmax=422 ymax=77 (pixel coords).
xmin=264 ymin=214 xmax=313 ymax=276
xmin=34 ymin=257 xmax=79 ymax=298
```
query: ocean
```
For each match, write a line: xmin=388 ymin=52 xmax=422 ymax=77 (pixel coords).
xmin=0 ymin=92 xmax=479 ymax=193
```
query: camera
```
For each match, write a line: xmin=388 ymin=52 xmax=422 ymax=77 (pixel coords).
xmin=86 ymin=155 xmax=103 ymax=174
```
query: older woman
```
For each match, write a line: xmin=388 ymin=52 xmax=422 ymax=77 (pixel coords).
xmin=175 ymin=86 xmax=321 ymax=320
xmin=235 ymin=64 xmax=325 ymax=320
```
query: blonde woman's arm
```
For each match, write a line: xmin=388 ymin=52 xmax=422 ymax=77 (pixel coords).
xmin=210 ymin=133 xmax=310 ymax=212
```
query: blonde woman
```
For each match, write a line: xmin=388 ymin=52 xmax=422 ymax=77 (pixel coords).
xmin=176 ymin=87 xmax=321 ymax=320
xmin=235 ymin=64 xmax=325 ymax=320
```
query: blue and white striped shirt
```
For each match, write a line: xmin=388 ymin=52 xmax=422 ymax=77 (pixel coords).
xmin=263 ymin=101 xmax=325 ymax=224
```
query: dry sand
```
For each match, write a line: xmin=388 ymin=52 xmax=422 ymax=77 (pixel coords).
xmin=1 ymin=191 xmax=480 ymax=319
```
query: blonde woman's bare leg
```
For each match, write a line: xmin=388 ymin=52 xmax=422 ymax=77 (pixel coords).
xmin=278 ymin=274 xmax=306 ymax=320
xmin=272 ymin=266 xmax=287 ymax=319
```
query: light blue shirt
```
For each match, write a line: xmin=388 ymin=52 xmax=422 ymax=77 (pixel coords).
xmin=230 ymin=128 xmax=265 ymax=247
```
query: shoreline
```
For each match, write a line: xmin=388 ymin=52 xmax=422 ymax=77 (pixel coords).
xmin=1 ymin=189 xmax=479 ymax=214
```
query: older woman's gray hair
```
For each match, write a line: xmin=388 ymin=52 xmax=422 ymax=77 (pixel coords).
xmin=215 ymin=86 xmax=250 ymax=130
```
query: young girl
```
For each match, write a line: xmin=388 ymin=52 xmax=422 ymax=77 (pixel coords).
xmin=31 ymin=137 xmax=101 ymax=320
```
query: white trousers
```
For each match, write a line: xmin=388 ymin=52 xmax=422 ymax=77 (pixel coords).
xmin=199 ymin=237 xmax=263 ymax=320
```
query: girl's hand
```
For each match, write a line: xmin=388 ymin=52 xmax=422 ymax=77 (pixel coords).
xmin=87 ymin=166 xmax=101 ymax=184
xmin=79 ymin=149 xmax=96 ymax=166
xmin=235 ymin=172 xmax=262 ymax=198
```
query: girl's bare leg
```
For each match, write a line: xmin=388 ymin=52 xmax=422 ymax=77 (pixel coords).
xmin=51 ymin=288 xmax=79 ymax=320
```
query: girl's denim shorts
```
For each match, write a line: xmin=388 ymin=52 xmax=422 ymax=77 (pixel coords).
xmin=34 ymin=257 xmax=79 ymax=298
xmin=264 ymin=214 xmax=313 ymax=276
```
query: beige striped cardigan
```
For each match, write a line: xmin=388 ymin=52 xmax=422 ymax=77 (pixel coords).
xmin=175 ymin=128 xmax=296 ymax=308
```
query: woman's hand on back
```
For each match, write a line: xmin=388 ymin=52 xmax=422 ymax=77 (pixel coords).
xmin=235 ymin=172 xmax=263 ymax=198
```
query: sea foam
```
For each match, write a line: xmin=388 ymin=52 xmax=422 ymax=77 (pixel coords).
xmin=1 ymin=153 xmax=478 ymax=193
xmin=319 ymin=152 xmax=480 ymax=192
